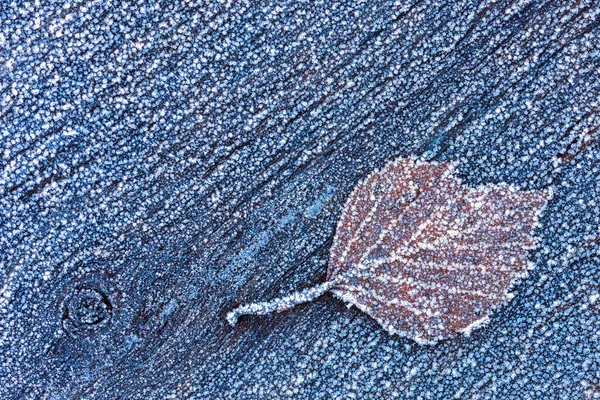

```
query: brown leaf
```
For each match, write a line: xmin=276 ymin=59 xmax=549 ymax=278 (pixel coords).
xmin=228 ymin=157 xmax=551 ymax=345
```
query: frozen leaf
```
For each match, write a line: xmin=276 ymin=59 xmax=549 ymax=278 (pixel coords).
xmin=227 ymin=157 xmax=551 ymax=344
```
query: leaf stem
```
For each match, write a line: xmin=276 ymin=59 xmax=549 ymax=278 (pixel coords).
xmin=227 ymin=281 xmax=334 ymax=326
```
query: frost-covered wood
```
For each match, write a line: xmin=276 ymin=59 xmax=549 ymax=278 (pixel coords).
xmin=2 ymin=0 xmax=599 ymax=399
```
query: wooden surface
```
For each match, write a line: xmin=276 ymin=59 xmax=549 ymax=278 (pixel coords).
xmin=1 ymin=0 xmax=599 ymax=398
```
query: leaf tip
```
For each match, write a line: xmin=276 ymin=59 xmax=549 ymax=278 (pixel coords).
xmin=458 ymin=315 xmax=491 ymax=337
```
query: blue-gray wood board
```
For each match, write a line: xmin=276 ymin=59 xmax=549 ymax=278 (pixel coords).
xmin=1 ymin=0 xmax=599 ymax=398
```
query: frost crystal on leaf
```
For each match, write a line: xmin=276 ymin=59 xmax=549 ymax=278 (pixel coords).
xmin=228 ymin=157 xmax=551 ymax=345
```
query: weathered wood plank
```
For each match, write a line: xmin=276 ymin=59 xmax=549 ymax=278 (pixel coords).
xmin=1 ymin=0 xmax=599 ymax=398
